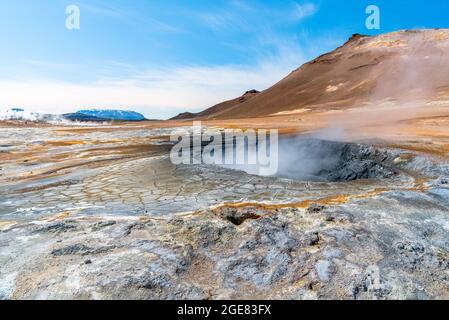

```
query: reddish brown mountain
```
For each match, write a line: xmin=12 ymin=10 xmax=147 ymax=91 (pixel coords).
xmin=173 ymin=29 xmax=449 ymax=120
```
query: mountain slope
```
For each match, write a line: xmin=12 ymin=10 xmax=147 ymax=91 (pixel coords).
xmin=171 ymin=90 xmax=260 ymax=120
xmin=187 ymin=29 xmax=449 ymax=120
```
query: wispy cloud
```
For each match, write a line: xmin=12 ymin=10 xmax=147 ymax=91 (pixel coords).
xmin=194 ymin=1 xmax=319 ymax=33
xmin=196 ymin=11 xmax=250 ymax=32
xmin=79 ymin=1 xmax=184 ymax=33
xmin=78 ymin=2 xmax=126 ymax=18
xmin=0 ymin=0 xmax=332 ymax=119
xmin=0 ymin=9 xmax=344 ymax=120
xmin=0 ymin=41 xmax=309 ymax=119
xmin=292 ymin=2 xmax=318 ymax=21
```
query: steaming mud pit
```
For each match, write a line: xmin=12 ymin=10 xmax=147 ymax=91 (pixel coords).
xmin=1 ymin=123 xmax=448 ymax=299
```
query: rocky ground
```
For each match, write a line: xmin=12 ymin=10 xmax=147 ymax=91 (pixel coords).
xmin=1 ymin=123 xmax=448 ymax=300
xmin=1 ymin=177 xmax=448 ymax=299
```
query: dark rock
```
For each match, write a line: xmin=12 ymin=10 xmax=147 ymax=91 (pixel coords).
xmin=244 ymin=89 xmax=260 ymax=95
xmin=307 ymin=204 xmax=325 ymax=214
xmin=122 ymin=222 xmax=146 ymax=236
xmin=137 ymin=273 xmax=171 ymax=290
xmin=33 ymin=222 xmax=76 ymax=234
xmin=51 ymin=244 xmax=115 ymax=256
xmin=216 ymin=207 xmax=261 ymax=226
xmin=307 ymin=232 xmax=320 ymax=246
xmin=51 ymin=244 xmax=92 ymax=256
xmin=91 ymin=221 xmax=116 ymax=231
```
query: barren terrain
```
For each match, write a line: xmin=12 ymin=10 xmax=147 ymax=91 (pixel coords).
xmin=1 ymin=30 xmax=449 ymax=300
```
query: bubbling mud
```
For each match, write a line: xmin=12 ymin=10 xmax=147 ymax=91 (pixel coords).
xmin=275 ymin=138 xmax=399 ymax=182
xmin=222 ymin=137 xmax=400 ymax=182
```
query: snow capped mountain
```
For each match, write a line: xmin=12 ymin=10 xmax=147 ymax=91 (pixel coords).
xmin=76 ymin=109 xmax=146 ymax=121
xmin=0 ymin=108 xmax=146 ymax=124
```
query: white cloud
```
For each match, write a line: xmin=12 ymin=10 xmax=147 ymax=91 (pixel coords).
xmin=0 ymin=1 xmax=331 ymax=120
xmin=79 ymin=1 xmax=184 ymax=34
xmin=194 ymin=1 xmax=319 ymax=33
xmin=0 ymin=42 xmax=309 ymax=119
xmin=197 ymin=12 xmax=248 ymax=32
xmin=0 ymin=27 xmax=346 ymax=120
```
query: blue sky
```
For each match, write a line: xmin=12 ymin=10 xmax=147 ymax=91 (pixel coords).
xmin=0 ymin=0 xmax=448 ymax=119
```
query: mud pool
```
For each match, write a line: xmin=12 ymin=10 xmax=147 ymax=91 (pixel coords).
xmin=0 ymin=128 xmax=428 ymax=220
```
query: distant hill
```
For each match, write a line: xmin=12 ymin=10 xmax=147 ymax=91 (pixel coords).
xmin=170 ymin=112 xmax=196 ymax=120
xmin=65 ymin=109 xmax=146 ymax=121
xmin=170 ymin=90 xmax=260 ymax=120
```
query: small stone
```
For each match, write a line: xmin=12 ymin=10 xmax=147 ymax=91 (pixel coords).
xmin=308 ymin=232 xmax=320 ymax=246
xmin=307 ymin=204 xmax=325 ymax=214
